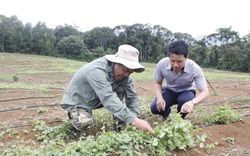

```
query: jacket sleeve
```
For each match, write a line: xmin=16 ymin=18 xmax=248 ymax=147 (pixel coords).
xmin=85 ymin=68 xmax=137 ymax=125
xmin=122 ymin=77 xmax=140 ymax=117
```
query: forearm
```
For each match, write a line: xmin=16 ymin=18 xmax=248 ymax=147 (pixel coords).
xmin=154 ymin=81 xmax=163 ymax=99
xmin=126 ymin=97 xmax=140 ymax=116
xmin=194 ymin=87 xmax=209 ymax=104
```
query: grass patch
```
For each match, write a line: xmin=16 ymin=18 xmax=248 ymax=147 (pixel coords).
xmin=1 ymin=53 xmax=249 ymax=82
xmin=0 ymin=53 xmax=84 ymax=75
xmin=204 ymin=69 xmax=250 ymax=81
xmin=0 ymin=74 xmax=13 ymax=81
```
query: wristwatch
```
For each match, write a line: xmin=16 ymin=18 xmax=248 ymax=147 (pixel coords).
xmin=192 ymin=99 xmax=197 ymax=106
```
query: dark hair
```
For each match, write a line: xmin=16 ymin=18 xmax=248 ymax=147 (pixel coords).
xmin=166 ymin=40 xmax=189 ymax=58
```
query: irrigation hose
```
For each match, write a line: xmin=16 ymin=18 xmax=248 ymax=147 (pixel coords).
xmin=0 ymin=96 xmax=60 ymax=102
xmin=199 ymin=91 xmax=250 ymax=106
xmin=1 ymin=91 xmax=249 ymax=112
xmin=0 ymin=103 xmax=60 ymax=113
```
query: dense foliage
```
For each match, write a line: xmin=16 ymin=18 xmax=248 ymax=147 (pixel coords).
xmin=2 ymin=108 xmax=243 ymax=156
xmin=0 ymin=14 xmax=250 ymax=72
xmin=1 ymin=113 xmax=197 ymax=156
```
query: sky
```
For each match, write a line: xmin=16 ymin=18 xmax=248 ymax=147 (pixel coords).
xmin=1 ymin=0 xmax=250 ymax=38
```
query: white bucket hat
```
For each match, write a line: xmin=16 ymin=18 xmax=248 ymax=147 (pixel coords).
xmin=105 ymin=44 xmax=145 ymax=73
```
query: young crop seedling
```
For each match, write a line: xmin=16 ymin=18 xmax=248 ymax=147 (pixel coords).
xmin=204 ymin=104 xmax=242 ymax=124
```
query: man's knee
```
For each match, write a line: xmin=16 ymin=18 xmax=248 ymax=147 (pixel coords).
xmin=150 ymin=104 xmax=158 ymax=114
xmin=68 ymin=108 xmax=93 ymax=131
xmin=150 ymin=98 xmax=159 ymax=114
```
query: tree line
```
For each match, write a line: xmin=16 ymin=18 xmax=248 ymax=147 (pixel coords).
xmin=0 ymin=14 xmax=249 ymax=72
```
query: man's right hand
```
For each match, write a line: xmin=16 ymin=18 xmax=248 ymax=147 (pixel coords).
xmin=156 ymin=97 xmax=166 ymax=112
xmin=131 ymin=118 xmax=155 ymax=135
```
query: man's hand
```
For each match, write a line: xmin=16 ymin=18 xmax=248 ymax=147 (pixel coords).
xmin=180 ymin=100 xmax=195 ymax=113
xmin=156 ymin=97 xmax=166 ymax=112
xmin=131 ymin=118 xmax=155 ymax=135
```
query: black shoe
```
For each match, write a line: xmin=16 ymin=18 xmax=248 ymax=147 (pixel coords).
xmin=113 ymin=115 xmax=125 ymax=132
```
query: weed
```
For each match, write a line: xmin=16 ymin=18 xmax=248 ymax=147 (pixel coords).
xmin=37 ymin=108 xmax=49 ymax=113
xmin=12 ymin=74 xmax=19 ymax=82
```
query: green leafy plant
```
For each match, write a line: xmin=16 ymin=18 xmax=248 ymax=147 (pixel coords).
xmin=6 ymin=128 xmax=18 ymax=135
xmin=2 ymin=113 xmax=200 ymax=155
xmin=195 ymin=133 xmax=218 ymax=154
xmin=204 ymin=104 xmax=242 ymax=124
xmin=0 ymin=132 xmax=5 ymax=140
xmin=32 ymin=119 xmax=74 ymax=142
xmin=12 ymin=74 xmax=19 ymax=82
xmin=154 ymin=113 xmax=195 ymax=151
xmin=222 ymin=137 xmax=235 ymax=145
xmin=37 ymin=108 xmax=49 ymax=113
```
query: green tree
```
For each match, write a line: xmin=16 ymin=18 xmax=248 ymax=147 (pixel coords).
xmin=189 ymin=39 xmax=208 ymax=66
xmin=0 ymin=15 xmax=7 ymax=52
xmin=206 ymin=27 xmax=240 ymax=45
xmin=207 ymin=45 xmax=220 ymax=67
xmin=32 ymin=22 xmax=56 ymax=55
xmin=54 ymin=24 xmax=81 ymax=46
xmin=0 ymin=15 xmax=13 ymax=52
xmin=57 ymin=35 xmax=86 ymax=59
xmin=10 ymin=15 xmax=24 ymax=52
xmin=217 ymin=45 xmax=244 ymax=71
xmin=20 ymin=23 xmax=33 ymax=53
xmin=83 ymin=27 xmax=115 ymax=52
xmin=240 ymin=40 xmax=250 ymax=72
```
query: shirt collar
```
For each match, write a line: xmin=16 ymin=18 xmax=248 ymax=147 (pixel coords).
xmin=107 ymin=60 xmax=114 ymax=82
xmin=166 ymin=61 xmax=172 ymax=70
xmin=183 ymin=60 xmax=191 ymax=73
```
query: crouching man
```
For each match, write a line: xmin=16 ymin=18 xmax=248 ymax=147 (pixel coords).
xmin=61 ymin=44 xmax=154 ymax=134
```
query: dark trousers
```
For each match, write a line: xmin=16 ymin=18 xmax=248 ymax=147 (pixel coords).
xmin=150 ymin=88 xmax=196 ymax=119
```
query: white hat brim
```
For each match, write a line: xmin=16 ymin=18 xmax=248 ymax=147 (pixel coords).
xmin=105 ymin=55 xmax=145 ymax=73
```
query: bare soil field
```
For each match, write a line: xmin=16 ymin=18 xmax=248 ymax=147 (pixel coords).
xmin=0 ymin=56 xmax=250 ymax=155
